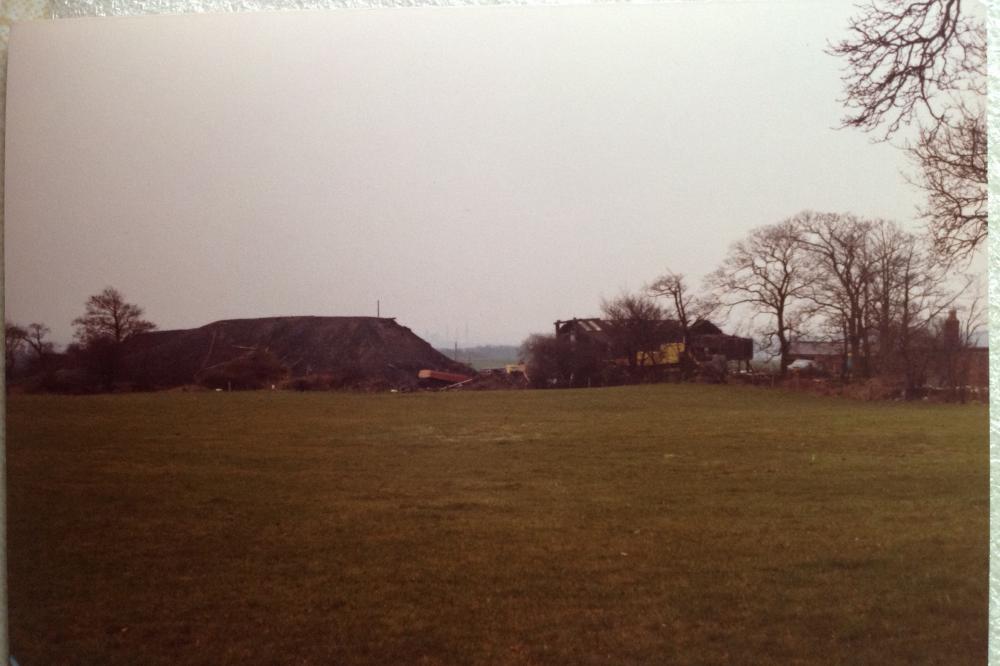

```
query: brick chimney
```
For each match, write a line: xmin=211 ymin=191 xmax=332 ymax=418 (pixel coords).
xmin=943 ymin=309 xmax=960 ymax=350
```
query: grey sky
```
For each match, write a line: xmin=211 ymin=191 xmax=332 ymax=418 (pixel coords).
xmin=5 ymin=3 xmax=976 ymax=347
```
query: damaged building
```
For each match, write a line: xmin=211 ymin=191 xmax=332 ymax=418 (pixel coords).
xmin=551 ymin=317 xmax=753 ymax=383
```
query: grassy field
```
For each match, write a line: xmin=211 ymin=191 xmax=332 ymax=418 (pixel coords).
xmin=6 ymin=385 xmax=987 ymax=664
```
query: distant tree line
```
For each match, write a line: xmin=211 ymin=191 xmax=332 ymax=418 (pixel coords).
xmin=6 ymin=287 xmax=156 ymax=392
xmin=711 ymin=211 xmax=981 ymax=393
xmin=5 ymin=322 xmax=54 ymax=380
xmin=521 ymin=0 xmax=986 ymax=398
xmin=6 ymin=287 xmax=301 ymax=393
xmin=521 ymin=210 xmax=982 ymax=397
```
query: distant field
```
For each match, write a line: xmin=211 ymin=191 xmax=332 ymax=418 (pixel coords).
xmin=438 ymin=345 xmax=520 ymax=370
xmin=6 ymin=386 xmax=987 ymax=665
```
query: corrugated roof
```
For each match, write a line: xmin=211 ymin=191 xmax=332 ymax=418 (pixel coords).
xmin=556 ymin=318 xmax=686 ymax=344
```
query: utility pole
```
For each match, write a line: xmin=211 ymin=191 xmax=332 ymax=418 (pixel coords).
xmin=377 ymin=300 xmax=380 ymax=318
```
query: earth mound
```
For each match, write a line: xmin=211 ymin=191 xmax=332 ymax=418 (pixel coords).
xmin=120 ymin=316 xmax=472 ymax=390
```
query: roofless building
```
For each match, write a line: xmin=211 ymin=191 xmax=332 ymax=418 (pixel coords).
xmin=553 ymin=317 xmax=753 ymax=376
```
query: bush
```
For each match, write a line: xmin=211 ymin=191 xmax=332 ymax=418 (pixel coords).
xmin=25 ymin=368 xmax=91 ymax=394
xmin=286 ymin=374 xmax=337 ymax=391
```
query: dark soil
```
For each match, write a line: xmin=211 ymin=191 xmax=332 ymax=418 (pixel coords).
xmin=120 ymin=316 xmax=472 ymax=390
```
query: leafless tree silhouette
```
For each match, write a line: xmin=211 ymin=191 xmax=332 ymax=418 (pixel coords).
xmin=647 ymin=270 xmax=717 ymax=345
xmin=73 ymin=287 xmax=155 ymax=389
xmin=601 ymin=293 xmax=665 ymax=369
xmin=829 ymin=0 xmax=986 ymax=259
xmin=708 ymin=217 xmax=807 ymax=376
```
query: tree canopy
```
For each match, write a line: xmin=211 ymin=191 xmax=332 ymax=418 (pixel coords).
xmin=829 ymin=0 xmax=986 ymax=259
xmin=72 ymin=287 xmax=155 ymax=346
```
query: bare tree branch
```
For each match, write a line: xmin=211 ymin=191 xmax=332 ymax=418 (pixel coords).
xmin=707 ymin=216 xmax=808 ymax=376
xmin=829 ymin=0 xmax=986 ymax=259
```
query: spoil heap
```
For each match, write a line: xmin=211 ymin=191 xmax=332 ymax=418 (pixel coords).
xmin=120 ymin=316 xmax=472 ymax=390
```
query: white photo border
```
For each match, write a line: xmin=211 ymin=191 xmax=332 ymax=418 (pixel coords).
xmin=0 ymin=0 xmax=997 ymax=663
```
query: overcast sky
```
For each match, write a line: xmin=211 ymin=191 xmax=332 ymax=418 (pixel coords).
xmin=5 ymin=3 xmax=982 ymax=347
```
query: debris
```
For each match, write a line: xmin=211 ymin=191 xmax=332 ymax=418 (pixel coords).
xmin=418 ymin=369 xmax=474 ymax=384
xmin=435 ymin=368 xmax=530 ymax=391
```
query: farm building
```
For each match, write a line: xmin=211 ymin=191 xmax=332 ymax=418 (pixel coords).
xmin=952 ymin=347 xmax=988 ymax=388
xmin=787 ymin=340 xmax=844 ymax=375
xmin=788 ymin=310 xmax=988 ymax=389
xmin=553 ymin=317 xmax=753 ymax=374
xmin=934 ymin=309 xmax=988 ymax=389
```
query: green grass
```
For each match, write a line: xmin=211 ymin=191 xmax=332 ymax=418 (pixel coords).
xmin=6 ymin=385 xmax=987 ymax=665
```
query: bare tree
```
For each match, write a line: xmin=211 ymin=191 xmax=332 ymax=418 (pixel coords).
xmin=600 ymin=292 xmax=665 ymax=370
xmin=830 ymin=0 xmax=984 ymax=136
xmin=647 ymin=270 xmax=717 ymax=345
xmin=865 ymin=219 xmax=945 ymax=379
xmin=797 ymin=212 xmax=876 ymax=380
xmin=73 ymin=287 xmax=155 ymax=346
xmin=73 ymin=287 xmax=155 ymax=389
xmin=883 ymin=231 xmax=963 ymax=395
xmin=798 ymin=213 xmax=962 ymax=391
xmin=5 ymin=323 xmax=27 ymax=380
xmin=868 ymin=220 xmax=909 ymax=369
xmin=909 ymin=104 xmax=986 ymax=257
xmin=957 ymin=277 xmax=986 ymax=348
xmin=943 ymin=276 xmax=987 ymax=400
xmin=829 ymin=0 xmax=986 ymax=259
xmin=25 ymin=323 xmax=54 ymax=367
xmin=708 ymin=218 xmax=807 ymax=377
